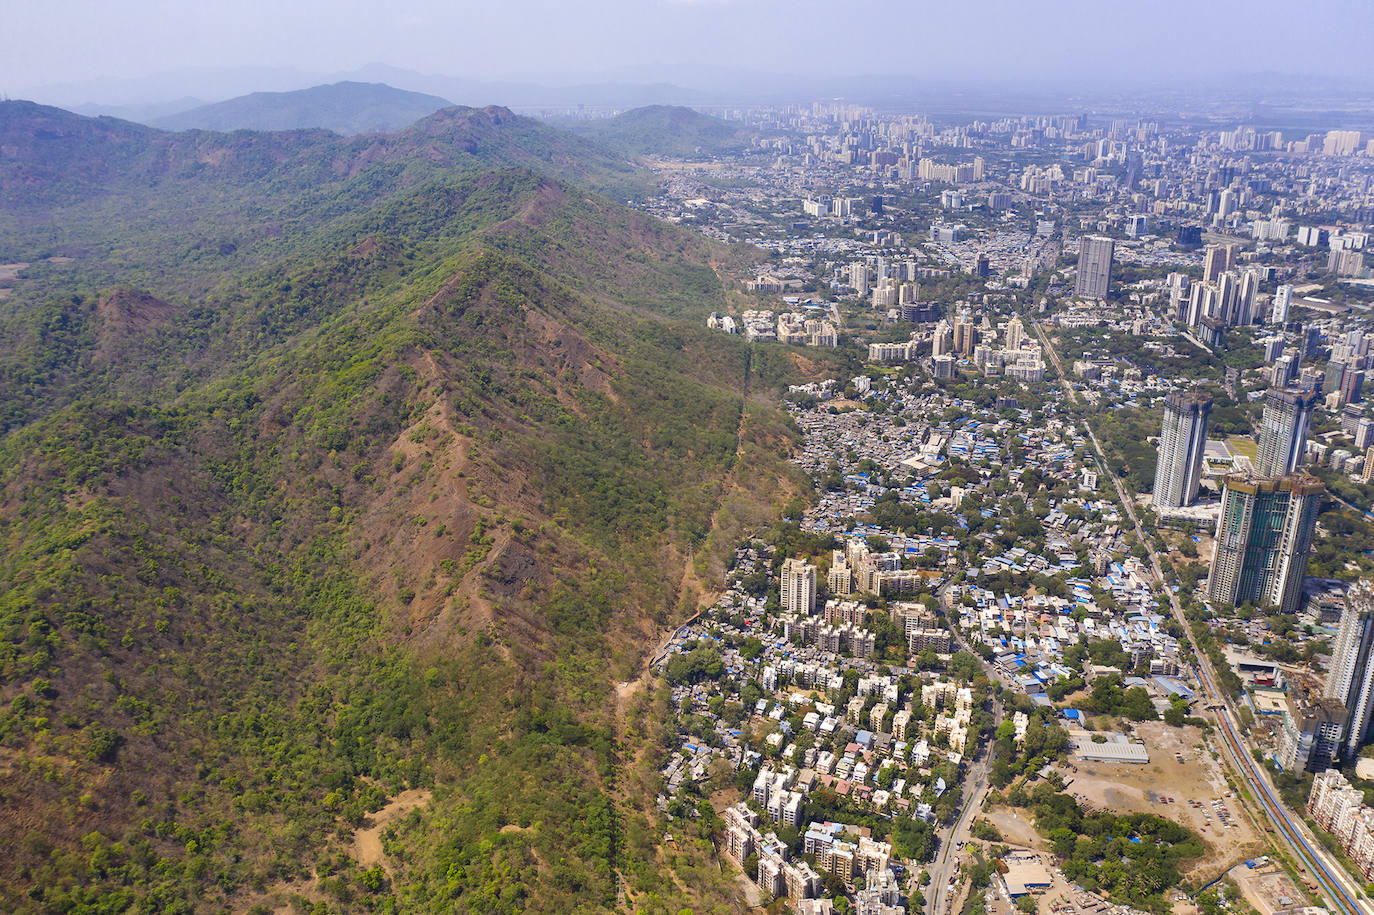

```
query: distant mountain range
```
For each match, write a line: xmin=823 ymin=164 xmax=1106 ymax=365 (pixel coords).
xmin=150 ymin=81 xmax=454 ymax=135
xmin=26 ymin=63 xmax=712 ymax=116
xmin=24 ymin=63 xmax=1374 ymax=127
xmin=0 ymin=99 xmax=641 ymax=213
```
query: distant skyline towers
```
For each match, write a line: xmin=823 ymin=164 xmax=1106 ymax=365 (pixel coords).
xmin=1326 ymin=581 xmax=1374 ymax=759
xmin=953 ymin=315 xmax=977 ymax=356
xmin=1005 ymin=315 xmax=1026 ymax=350
xmin=1216 ymin=188 xmax=1239 ymax=222
xmin=1255 ymin=387 xmax=1319 ymax=476
xmin=848 ymin=262 xmax=868 ymax=296
xmin=1203 ymin=243 xmax=1236 ymax=283
xmin=1237 ymin=270 xmax=1259 ymax=325
xmin=931 ymin=318 xmax=954 ymax=357
xmin=1272 ymin=283 xmax=1293 ymax=324
xmin=1217 ymin=271 xmax=1239 ymax=323
xmin=1168 ymin=272 xmax=1190 ymax=321
xmin=780 ymin=557 xmax=817 ymax=616
xmin=1186 ymin=282 xmax=1214 ymax=327
xmin=1074 ymin=235 xmax=1114 ymax=299
xmin=1152 ymin=390 xmax=1213 ymax=508
xmin=1207 ymin=472 xmax=1323 ymax=615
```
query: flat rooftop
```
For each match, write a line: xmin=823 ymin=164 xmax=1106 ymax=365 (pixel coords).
xmin=1004 ymin=861 xmax=1054 ymax=896
xmin=1072 ymin=740 xmax=1150 ymax=764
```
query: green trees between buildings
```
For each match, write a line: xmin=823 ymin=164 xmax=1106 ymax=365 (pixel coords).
xmin=1007 ymin=785 xmax=1204 ymax=913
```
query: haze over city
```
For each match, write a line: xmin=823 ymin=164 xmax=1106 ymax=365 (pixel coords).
xmin=8 ymin=0 xmax=1374 ymax=110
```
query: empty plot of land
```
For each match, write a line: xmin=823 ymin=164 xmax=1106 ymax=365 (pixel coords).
xmin=984 ymin=806 xmax=1043 ymax=850
xmin=1227 ymin=437 xmax=1259 ymax=462
xmin=0 ymin=262 xmax=28 ymax=301
xmin=1227 ymin=861 xmax=1309 ymax=915
xmin=1057 ymin=724 xmax=1263 ymax=878
xmin=351 ymin=788 xmax=431 ymax=873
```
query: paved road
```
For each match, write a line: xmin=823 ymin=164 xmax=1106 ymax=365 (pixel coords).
xmin=1330 ymin=490 xmax=1374 ymax=521
xmin=926 ymin=611 xmax=1006 ymax=915
xmin=928 ymin=748 xmax=992 ymax=915
xmin=1033 ymin=319 xmax=1371 ymax=915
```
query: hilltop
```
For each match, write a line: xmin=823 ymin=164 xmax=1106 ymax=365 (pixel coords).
xmin=565 ymin=104 xmax=756 ymax=158
xmin=0 ymin=100 xmax=644 ymax=216
xmin=0 ymin=98 xmax=799 ymax=913
xmin=150 ymin=81 xmax=453 ymax=134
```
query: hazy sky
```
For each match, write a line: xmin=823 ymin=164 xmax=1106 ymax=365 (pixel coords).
xmin=7 ymin=0 xmax=1374 ymax=103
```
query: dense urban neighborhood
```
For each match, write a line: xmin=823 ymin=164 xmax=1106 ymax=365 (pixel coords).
xmin=640 ymin=101 xmax=1374 ymax=915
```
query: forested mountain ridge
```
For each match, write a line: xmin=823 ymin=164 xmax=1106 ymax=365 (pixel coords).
xmin=0 ymin=100 xmax=642 ymax=212
xmin=150 ymin=81 xmax=454 ymax=135
xmin=565 ymin=104 xmax=757 ymax=158
xmin=0 ymin=105 xmax=803 ymax=913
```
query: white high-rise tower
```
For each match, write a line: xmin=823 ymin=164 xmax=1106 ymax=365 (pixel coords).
xmin=1326 ymin=581 xmax=1374 ymax=759
xmin=1255 ymin=387 xmax=1318 ymax=477
xmin=780 ymin=558 xmax=817 ymax=616
xmin=1271 ymin=283 xmax=1293 ymax=324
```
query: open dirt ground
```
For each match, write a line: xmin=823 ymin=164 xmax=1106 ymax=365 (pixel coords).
xmin=1058 ymin=724 xmax=1265 ymax=880
xmin=351 ymin=788 xmax=432 ymax=873
xmin=985 ymin=806 xmax=1045 ymax=850
xmin=1226 ymin=859 xmax=1310 ymax=915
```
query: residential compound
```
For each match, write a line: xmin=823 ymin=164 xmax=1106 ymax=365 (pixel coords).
xmin=825 ymin=539 xmax=933 ymax=598
xmin=1170 ymin=243 xmax=1270 ymax=344
xmin=717 ymin=308 xmax=840 ymax=347
xmin=1309 ymin=770 xmax=1374 ymax=879
xmin=724 ymin=803 xmax=824 ymax=901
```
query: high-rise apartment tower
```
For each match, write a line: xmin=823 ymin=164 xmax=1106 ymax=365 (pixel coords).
xmin=1151 ymin=391 xmax=1213 ymax=508
xmin=1074 ymin=235 xmax=1114 ymax=299
xmin=1325 ymin=581 xmax=1374 ymax=759
xmin=780 ymin=558 xmax=817 ymax=616
xmin=1255 ymin=387 xmax=1318 ymax=476
xmin=1207 ymin=472 xmax=1323 ymax=615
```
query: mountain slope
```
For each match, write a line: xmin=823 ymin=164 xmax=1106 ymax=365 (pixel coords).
xmin=567 ymin=104 xmax=756 ymax=157
xmin=0 ymin=100 xmax=643 ymax=217
xmin=0 ymin=149 xmax=795 ymax=912
xmin=151 ymin=81 xmax=453 ymax=134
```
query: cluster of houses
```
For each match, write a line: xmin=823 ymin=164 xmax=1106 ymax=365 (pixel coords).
xmin=723 ymin=800 xmax=902 ymax=910
xmin=708 ymin=307 xmax=839 ymax=347
xmin=652 ymin=363 xmax=1217 ymax=911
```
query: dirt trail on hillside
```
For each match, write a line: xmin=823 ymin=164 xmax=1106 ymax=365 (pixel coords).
xmin=351 ymin=788 xmax=432 ymax=872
